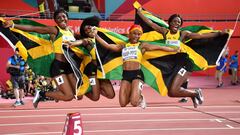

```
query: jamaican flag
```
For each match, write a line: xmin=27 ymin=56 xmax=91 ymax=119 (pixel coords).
xmin=95 ymin=27 xmax=127 ymax=79
xmin=95 ymin=27 xmax=179 ymax=96
xmin=130 ymin=1 xmax=232 ymax=95
xmin=0 ymin=18 xmax=95 ymax=96
xmin=68 ymin=27 xmax=127 ymax=96
xmin=133 ymin=1 xmax=232 ymax=71
xmin=0 ymin=18 xmax=55 ymax=77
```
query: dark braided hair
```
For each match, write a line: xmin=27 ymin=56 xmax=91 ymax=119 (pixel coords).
xmin=168 ymin=14 xmax=183 ymax=26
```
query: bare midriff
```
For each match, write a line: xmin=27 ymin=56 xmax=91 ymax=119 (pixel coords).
xmin=123 ymin=61 xmax=140 ymax=70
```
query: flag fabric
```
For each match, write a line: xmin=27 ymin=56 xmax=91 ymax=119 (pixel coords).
xmin=131 ymin=1 xmax=232 ymax=95
xmin=62 ymin=45 xmax=92 ymax=96
xmin=95 ymin=27 xmax=127 ymax=79
xmin=133 ymin=1 xmax=232 ymax=71
xmin=0 ymin=18 xmax=55 ymax=77
xmin=62 ymin=27 xmax=127 ymax=96
xmin=94 ymin=27 xmax=182 ymax=96
xmin=0 ymin=18 xmax=185 ymax=96
xmin=133 ymin=1 xmax=169 ymax=31
xmin=0 ymin=18 xmax=94 ymax=96
xmin=74 ymin=27 xmax=177 ymax=96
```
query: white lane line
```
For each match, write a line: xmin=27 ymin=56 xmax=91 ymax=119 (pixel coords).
xmin=5 ymin=132 xmax=61 ymax=135
xmin=1 ymin=111 xmax=240 ymax=119
xmin=0 ymin=114 xmax=64 ymax=118
xmin=84 ymin=127 xmax=240 ymax=133
xmin=226 ymin=124 xmax=234 ymax=129
xmin=215 ymin=119 xmax=223 ymax=123
xmin=0 ymin=105 xmax=240 ymax=113
xmin=5 ymin=127 xmax=240 ymax=135
xmin=0 ymin=122 xmax=64 ymax=126
xmin=1 ymin=118 xmax=240 ymax=127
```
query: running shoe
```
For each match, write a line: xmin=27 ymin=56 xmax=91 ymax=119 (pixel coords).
xmin=33 ymin=90 xmax=41 ymax=109
xmin=13 ymin=101 xmax=22 ymax=107
xmin=216 ymin=82 xmax=223 ymax=88
xmin=20 ymin=100 xmax=24 ymax=105
xmin=191 ymin=97 xmax=199 ymax=108
xmin=195 ymin=88 xmax=204 ymax=105
xmin=139 ymin=95 xmax=147 ymax=109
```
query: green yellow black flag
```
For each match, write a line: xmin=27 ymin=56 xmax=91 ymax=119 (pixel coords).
xmin=95 ymin=27 xmax=178 ymax=96
xmin=133 ymin=1 xmax=232 ymax=71
xmin=0 ymin=18 xmax=94 ymax=96
xmin=132 ymin=1 xmax=232 ymax=95
xmin=0 ymin=18 xmax=55 ymax=77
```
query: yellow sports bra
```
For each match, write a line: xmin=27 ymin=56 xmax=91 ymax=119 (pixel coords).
xmin=122 ymin=42 xmax=142 ymax=63
xmin=165 ymin=30 xmax=181 ymax=48
xmin=54 ymin=26 xmax=76 ymax=54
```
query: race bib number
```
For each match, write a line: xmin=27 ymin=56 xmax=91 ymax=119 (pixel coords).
xmin=56 ymin=76 xmax=64 ymax=85
xmin=122 ymin=47 xmax=138 ymax=61
xmin=89 ymin=78 xmax=96 ymax=86
xmin=166 ymin=40 xmax=180 ymax=48
xmin=62 ymin=35 xmax=76 ymax=42
xmin=178 ymin=68 xmax=187 ymax=76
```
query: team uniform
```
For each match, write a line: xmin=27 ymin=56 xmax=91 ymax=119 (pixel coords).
xmin=50 ymin=26 xmax=76 ymax=77
xmin=165 ymin=30 xmax=193 ymax=75
xmin=164 ymin=30 xmax=203 ymax=107
xmin=122 ymin=42 xmax=144 ymax=82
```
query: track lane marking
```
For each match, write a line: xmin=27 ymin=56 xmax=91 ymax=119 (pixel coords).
xmin=1 ymin=111 xmax=240 ymax=118
xmin=226 ymin=124 xmax=234 ymax=128
xmin=215 ymin=119 xmax=223 ymax=122
xmin=1 ymin=118 xmax=240 ymax=126
xmin=4 ymin=127 xmax=240 ymax=135
xmin=1 ymin=105 xmax=240 ymax=113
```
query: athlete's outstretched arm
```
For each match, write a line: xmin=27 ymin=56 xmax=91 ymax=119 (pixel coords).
xmin=182 ymin=30 xmax=226 ymax=40
xmin=95 ymin=34 xmax=123 ymax=52
xmin=3 ymin=20 xmax=57 ymax=35
xmin=64 ymin=39 xmax=92 ymax=47
xmin=141 ymin=42 xmax=179 ymax=53
xmin=137 ymin=8 xmax=167 ymax=35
